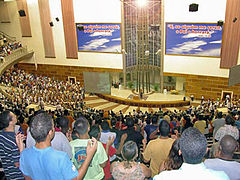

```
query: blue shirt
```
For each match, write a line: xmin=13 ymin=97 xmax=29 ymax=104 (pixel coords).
xmin=235 ymin=120 xmax=240 ymax=130
xmin=144 ymin=124 xmax=158 ymax=142
xmin=20 ymin=146 xmax=78 ymax=180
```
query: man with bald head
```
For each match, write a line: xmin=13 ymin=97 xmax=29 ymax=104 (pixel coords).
xmin=205 ymin=135 xmax=240 ymax=180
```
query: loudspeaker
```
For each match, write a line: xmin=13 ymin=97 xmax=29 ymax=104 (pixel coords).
xmin=217 ymin=20 xmax=224 ymax=26
xmin=233 ymin=17 xmax=237 ymax=23
xmin=77 ymin=25 xmax=84 ymax=31
xmin=189 ymin=3 xmax=198 ymax=12
xmin=18 ymin=10 xmax=26 ymax=17
xmin=49 ymin=22 xmax=54 ymax=27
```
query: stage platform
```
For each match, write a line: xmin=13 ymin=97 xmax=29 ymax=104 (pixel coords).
xmin=95 ymin=88 xmax=190 ymax=108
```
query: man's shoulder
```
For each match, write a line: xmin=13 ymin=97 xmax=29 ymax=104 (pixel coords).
xmin=22 ymin=146 xmax=67 ymax=157
xmin=53 ymin=132 xmax=68 ymax=142
xmin=0 ymin=131 xmax=16 ymax=146
xmin=205 ymin=168 xmax=230 ymax=179
xmin=70 ymin=138 xmax=87 ymax=146
xmin=205 ymin=158 xmax=240 ymax=167
xmin=154 ymin=166 xmax=229 ymax=180
xmin=153 ymin=170 xmax=179 ymax=179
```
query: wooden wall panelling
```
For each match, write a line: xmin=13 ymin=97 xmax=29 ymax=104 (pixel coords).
xmin=38 ymin=0 xmax=55 ymax=58
xmin=220 ymin=0 xmax=240 ymax=68
xmin=17 ymin=64 xmax=240 ymax=100
xmin=60 ymin=0 xmax=78 ymax=59
xmin=0 ymin=2 xmax=10 ymax=23
xmin=16 ymin=0 xmax=32 ymax=37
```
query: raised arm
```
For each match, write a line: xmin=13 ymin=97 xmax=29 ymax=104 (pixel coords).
xmin=116 ymin=133 xmax=127 ymax=154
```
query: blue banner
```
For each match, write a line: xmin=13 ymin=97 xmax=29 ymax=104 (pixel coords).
xmin=76 ymin=23 xmax=121 ymax=53
xmin=165 ymin=23 xmax=223 ymax=57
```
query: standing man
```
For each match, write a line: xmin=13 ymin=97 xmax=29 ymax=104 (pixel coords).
xmin=143 ymin=120 xmax=175 ymax=177
xmin=205 ymin=135 xmax=240 ymax=180
xmin=119 ymin=117 xmax=143 ymax=150
xmin=20 ymin=112 xmax=97 ymax=180
xmin=212 ymin=112 xmax=225 ymax=138
xmin=0 ymin=111 xmax=25 ymax=180
xmin=194 ymin=114 xmax=206 ymax=134
xmin=70 ymin=116 xmax=108 ymax=180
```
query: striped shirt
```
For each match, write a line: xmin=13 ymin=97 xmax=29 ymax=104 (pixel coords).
xmin=0 ymin=130 xmax=24 ymax=179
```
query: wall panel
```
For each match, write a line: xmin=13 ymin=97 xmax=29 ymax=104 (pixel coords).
xmin=0 ymin=2 xmax=10 ymax=23
xmin=61 ymin=0 xmax=78 ymax=59
xmin=38 ymin=0 xmax=55 ymax=58
xmin=18 ymin=63 xmax=122 ymax=85
xmin=16 ymin=0 xmax=32 ymax=37
xmin=17 ymin=63 xmax=240 ymax=101
xmin=220 ymin=0 xmax=240 ymax=68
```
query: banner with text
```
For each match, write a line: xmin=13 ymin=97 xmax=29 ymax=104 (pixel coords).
xmin=76 ymin=23 xmax=121 ymax=53
xmin=165 ymin=23 xmax=223 ymax=57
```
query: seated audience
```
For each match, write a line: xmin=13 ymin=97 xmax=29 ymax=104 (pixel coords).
xmin=70 ymin=116 xmax=108 ymax=180
xmin=143 ymin=120 xmax=175 ymax=177
xmin=204 ymin=135 xmax=240 ymax=180
xmin=19 ymin=112 xmax=97 ymax=180
xmin=0 ymin=111 xmax=25 ymax=179
xmin=111 ymin=141 xmax=151 ymax=180
xmin=153 ymin=127 xmax=229 ymax=180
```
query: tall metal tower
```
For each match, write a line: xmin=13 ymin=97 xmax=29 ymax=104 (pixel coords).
xmin=121 ymin=0 xmax=164 ymax=93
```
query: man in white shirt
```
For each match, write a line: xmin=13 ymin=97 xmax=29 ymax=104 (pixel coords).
xmin=204 ymin=135 xmax=240 ymax=180
xmin=100 ymin=121 xmax=116 ymax=161
xmin=153 ymin=127 xmax=229 ymax=180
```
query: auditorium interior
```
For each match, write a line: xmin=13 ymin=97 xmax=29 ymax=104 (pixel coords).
xmin=0 ymin=0 xmax=240 ymax=179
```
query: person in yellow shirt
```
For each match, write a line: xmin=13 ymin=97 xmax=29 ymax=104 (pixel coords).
xmin=143 ymin=120 xmax=175 ymax=177
xmin=194 ymin=114 xmax=207 ymax=134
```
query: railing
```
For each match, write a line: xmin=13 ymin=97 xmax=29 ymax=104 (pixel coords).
xmin=0 ymin=46 xmax=34 ymax=99
xmin=0 ymin=30 xmax=16 ymax=42
xmin=4 ymin=46 xmax=28 ymax=61
xmin=0 ymin=46 xmax=34 ymax=74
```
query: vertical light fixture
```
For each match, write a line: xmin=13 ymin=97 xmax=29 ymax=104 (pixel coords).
xmin=137 ymin=0 xmax=147 ymax=7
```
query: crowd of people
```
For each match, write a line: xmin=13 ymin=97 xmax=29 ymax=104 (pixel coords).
xmin=0 ymin=66 xmax=239 ymax=179
xmin=0 ymin=35 xmax=22 ymax=61
xmin=0 ymin=98 xmax=239 ymax=179
xmin=0 ymin=67 xmax=85 ymax=110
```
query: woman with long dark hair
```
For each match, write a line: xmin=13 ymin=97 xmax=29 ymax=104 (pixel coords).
xmin=159 ymin=139 xmax=183 ymax=173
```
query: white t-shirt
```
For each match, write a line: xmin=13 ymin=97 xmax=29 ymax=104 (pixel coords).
xmin=100 ymin=131 xmax=116 ymax=161
xmin=26 ymin=129 xmax=72 ymax=159
xmin=154 ymin=163 xmax=229 ymax=180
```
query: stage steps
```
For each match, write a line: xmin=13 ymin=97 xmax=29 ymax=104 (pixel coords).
xmin=83 ymin=96 xmax=193 ymax=115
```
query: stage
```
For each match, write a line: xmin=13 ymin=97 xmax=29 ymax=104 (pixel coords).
xmin=111 ymin=88 xmax=186 ymax=102
xmin=95 ymin=88 xmax=190 ymax=108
